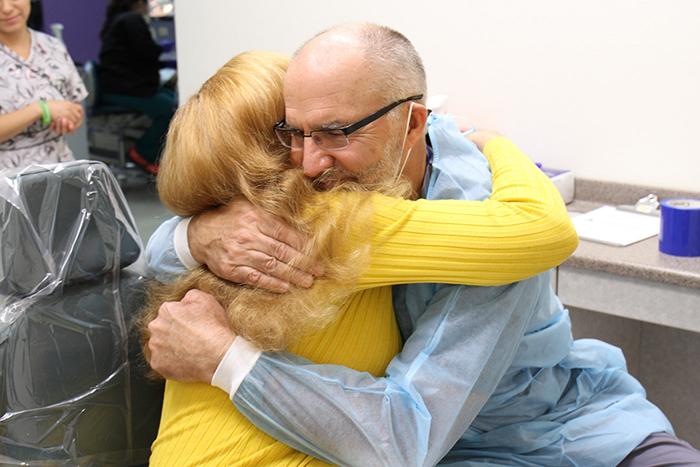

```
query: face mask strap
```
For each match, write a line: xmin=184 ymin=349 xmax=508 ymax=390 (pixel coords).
xmin=394 ymin=102 xmax=415 ymax=182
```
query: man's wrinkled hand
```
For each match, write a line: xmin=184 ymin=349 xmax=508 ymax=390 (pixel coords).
xmin=147 ymin=289 xmax=235 ymax=383
xmin=188 ymin=196 xmax=323 ymax=293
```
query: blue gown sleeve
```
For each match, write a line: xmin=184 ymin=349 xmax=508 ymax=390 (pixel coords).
xmin=233 ymin=274 xmax=546 ymax=466
xmin=144 ymin=215 xmax=188 ymax=282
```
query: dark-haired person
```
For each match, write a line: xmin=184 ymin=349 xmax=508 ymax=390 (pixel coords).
xmin=0 ymin=0 xmax=86 ymax=170
xmin=98 ymin=0 xmax=175 ymax=174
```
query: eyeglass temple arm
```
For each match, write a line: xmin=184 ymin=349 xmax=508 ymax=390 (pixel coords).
xmin=341 ymin=94 xmax=423 ymax=135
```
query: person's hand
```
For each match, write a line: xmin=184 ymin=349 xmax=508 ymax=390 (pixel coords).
xmin=147 ymin=289 xmax=235 ymax=383
xmin=50 ymin=117 xmax=75 ymax=135
xmin=188 ymin=196 xmax=323 ymax=293
xmin=46 ymin=100 xmax=83 ymax=134
xmin=466 ymin=129 xmax=502 ymax=151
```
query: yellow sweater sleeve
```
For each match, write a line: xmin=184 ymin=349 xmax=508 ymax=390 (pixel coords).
xmin=356 ymin=136 xmax=578 ymax=288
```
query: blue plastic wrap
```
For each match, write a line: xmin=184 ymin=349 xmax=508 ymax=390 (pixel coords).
xmin=0 ymin=161 xmax=163 ymax=466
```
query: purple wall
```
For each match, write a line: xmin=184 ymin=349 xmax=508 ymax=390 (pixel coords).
xmin=41 ymin=0 xmax=109 ymax=63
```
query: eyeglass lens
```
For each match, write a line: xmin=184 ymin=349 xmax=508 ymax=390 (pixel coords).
xmin=279 ymin=129 xmax=349 ymax=150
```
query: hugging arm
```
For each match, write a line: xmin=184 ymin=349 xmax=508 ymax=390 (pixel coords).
xmin=356 ymin=136 xmax=576 ymax=287
xmin=145 ymin=198 xmax=320 ymax=292
xmin=145 ymin=136 xmax=572 ymax=462
xmin=225 ymin=137 xmax=555 ymax=465
xmin=145 ymin=137 xmax=578 ymax=288
xmin=233 ymin=276 xmax=545 ymax=466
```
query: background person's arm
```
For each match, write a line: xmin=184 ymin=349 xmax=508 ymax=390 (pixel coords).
xmin=0 ymin=103 xmax=42 ymax=143
xmin=0 ymin=100 xmax=83 ymax=143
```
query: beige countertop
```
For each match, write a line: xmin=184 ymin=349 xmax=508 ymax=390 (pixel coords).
xmin=564 ymin=193 xmax=700 ymax=290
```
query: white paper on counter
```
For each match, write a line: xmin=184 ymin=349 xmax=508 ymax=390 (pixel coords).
xmin=572 ymin=205 xmax=660 ymax=247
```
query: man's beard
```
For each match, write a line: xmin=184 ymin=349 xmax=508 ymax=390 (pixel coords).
xmin=312 ymin=129 xmax=405 ymax=192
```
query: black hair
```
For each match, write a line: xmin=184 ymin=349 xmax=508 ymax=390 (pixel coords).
xmin=100 ymin=0 xmax=147 ymax=40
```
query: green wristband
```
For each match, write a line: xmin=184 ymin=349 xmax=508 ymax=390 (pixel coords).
xmin=38 ymin=99 xmax=52 ymax=126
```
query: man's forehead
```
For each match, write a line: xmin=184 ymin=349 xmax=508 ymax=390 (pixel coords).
xmin=284 ymin=49 xmax=380 ymax=127
xmin=286 ymin=44 xmax=365 ymax=90
xmin=284 ymin=94 xmax=370 ymax=130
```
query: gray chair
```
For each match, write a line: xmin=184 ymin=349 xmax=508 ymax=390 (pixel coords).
xmin=0 ymin=161 xmax=163 ymax=466
xmin=83 ymin=61 xmax=153 ymax=186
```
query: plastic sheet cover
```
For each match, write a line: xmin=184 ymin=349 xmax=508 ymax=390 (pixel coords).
xmin=0 ymin=161 xmax=163 ymax=466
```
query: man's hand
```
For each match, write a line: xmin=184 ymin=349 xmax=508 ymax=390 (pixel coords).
xmin=188 ymin=196 xmax=322 ymax=293
xmin=147 ymin=289 xmax=235 ymax=383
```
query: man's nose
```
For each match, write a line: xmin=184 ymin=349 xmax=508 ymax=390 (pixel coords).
xmin=301 ymin=137 xmax=334 ymax=177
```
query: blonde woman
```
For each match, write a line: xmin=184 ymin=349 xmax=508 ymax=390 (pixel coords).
xmin=142 ymin=51 xmax=576 ymax=466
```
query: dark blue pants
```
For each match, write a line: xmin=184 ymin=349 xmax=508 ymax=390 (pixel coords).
xmin=102 ymin=87 xmax=176 ymax=164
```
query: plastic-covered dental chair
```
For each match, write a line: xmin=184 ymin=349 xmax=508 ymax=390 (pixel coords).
xmin=0 ymin=161 xmax=163 ymax=465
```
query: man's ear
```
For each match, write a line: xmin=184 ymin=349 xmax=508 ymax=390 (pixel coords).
xmin=406 ymin=104 xmax=428 ymax=148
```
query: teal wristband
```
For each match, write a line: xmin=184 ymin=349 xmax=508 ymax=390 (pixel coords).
xmin=38 ymin=99 xmax=52 ymax=126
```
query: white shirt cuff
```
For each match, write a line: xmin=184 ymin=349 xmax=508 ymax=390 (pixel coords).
xmin=211 ymin=336 xmax=262 ymax=397
xmin=173 ymin=216 xmax=201 ymax=270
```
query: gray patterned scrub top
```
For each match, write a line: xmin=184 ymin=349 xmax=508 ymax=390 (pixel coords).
xmin=0 ymin=29 xmax=88 ymax=170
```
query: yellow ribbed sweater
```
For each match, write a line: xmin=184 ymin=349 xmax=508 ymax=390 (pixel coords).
xmin=149 ymin=138 xmax=578 ymax=466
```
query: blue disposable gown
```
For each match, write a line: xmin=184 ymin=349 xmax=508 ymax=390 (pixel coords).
xmin=146 ymin=114 xmax=672 ymax=466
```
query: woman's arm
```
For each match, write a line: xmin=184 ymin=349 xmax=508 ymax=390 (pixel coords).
xmin=0 ymin=100 xmax=84 ymax=143
xmin=357 ymin=137 xmax=578 ymax=288
xmin=0 ymin=103 xmax=42 ymax=143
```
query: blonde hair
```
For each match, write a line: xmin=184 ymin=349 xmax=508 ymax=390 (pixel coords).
xmin=140 ymin=51 xmax=373 ymax=359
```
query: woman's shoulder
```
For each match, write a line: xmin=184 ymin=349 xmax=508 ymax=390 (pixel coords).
xmin=30 ymin=29 xmax=60 ymax=46
xmin=30 ymin=28 xmax=68 ymax=55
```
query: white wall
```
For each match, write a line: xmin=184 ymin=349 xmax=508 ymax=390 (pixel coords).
xmin=175 ymin=0 xmax=700 ymax=191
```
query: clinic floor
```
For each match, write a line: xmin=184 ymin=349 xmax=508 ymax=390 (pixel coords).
xmin=122 ymin=178 xmax=172 ymax=245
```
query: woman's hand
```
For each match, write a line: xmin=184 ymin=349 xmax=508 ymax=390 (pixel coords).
xmin=50 ymin=117 xmax=75 ymax=135
xmin=47 ymin=100 xmax=83 ymax=134
xmin=466 ymin=129 xmax=502 ymax=151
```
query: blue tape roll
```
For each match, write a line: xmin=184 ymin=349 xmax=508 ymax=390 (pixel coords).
xmin=659 ymin=198 xmax=700 ymax=257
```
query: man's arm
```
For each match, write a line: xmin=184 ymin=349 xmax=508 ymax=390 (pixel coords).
xmin=146 ymin=276 xmax=544 ymax=466
xmin=230 ymin=275 xmax=545 ymax=466
xmin=145 ymin=215 xmax=190 ymax=283
xmin=144 ymin=200 xmax=321 ymax=290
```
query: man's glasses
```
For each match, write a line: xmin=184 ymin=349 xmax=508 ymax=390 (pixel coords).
xmin=274 ymin=94 xmax=423 ymax=151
